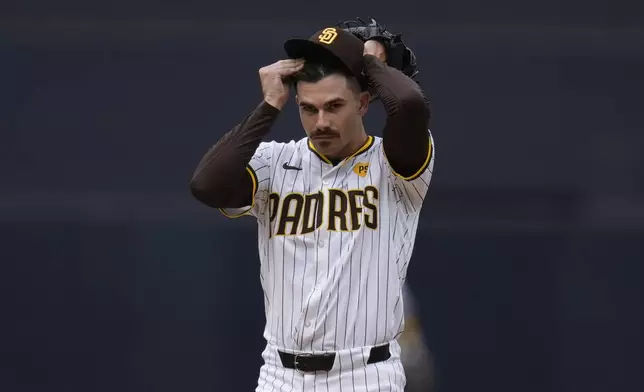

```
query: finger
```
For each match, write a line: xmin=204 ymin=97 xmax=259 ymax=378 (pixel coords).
xmin=277 ymin=58 xmax=305 ymax=67
xmin=276 ymin=63 xmax=305 ymax=76
xmin=273 ymin=61 xmax=305 ymax=72
xmin=275 ymin=61 xmax=305 ymax=70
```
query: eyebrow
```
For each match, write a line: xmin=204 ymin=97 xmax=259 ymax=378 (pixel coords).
xmin=325 ymin=98 xmax=346 ymax=105
xmin=299 ymin=98 xmax=346 ymax=107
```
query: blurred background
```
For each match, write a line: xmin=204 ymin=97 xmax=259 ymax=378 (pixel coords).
xmin=1 ymin=1 xmax=643 ymax=391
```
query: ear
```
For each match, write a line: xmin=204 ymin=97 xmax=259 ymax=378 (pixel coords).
xmin=295 ymin=95 xmax=300 ymax=105
xmin=358 ymin=91 xmax=370 ymax=116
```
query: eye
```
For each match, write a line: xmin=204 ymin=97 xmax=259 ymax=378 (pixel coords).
xmin=326 ymin=102 xmax=344 ymax=111
xmin=301 ymin=105 xmax=317 ymax=113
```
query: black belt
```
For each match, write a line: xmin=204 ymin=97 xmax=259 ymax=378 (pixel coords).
xmin=278 ymin=343 xmax=391 ymax=372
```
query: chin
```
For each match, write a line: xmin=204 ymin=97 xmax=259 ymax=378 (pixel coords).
xmin=315 ymin=140 xmax=340 ymax=157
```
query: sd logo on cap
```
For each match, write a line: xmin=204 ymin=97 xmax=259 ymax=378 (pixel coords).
xmin=318 ymin=28 xmax=338 ymax=44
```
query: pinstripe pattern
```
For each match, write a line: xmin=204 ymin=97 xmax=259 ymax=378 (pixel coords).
xmin=221 ymin=131 xmax=435 ymax=391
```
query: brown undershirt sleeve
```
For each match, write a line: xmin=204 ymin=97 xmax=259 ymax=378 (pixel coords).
xmin=189 ymin=100 xmax=280 ymax=208
xmin=363 ymin=55 xmax=431 ymax=178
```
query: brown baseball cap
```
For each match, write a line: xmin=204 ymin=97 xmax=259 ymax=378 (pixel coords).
xmin=284 ymin=27 xmax=366 ymax=86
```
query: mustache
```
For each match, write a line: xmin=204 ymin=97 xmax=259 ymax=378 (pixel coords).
xmin=311 ymin=128 xmax=339 ymax=138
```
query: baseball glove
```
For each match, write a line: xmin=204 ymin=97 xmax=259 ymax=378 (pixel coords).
xmin=337 ymin=17 xmax=419 ymax=80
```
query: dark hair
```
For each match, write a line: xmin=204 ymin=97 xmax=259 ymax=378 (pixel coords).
xmin=287 ymin=61 xmax=366 ymax=93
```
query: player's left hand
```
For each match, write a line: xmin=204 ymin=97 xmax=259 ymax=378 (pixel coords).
xmin=338 ymin=17 xmax=419 ymax=80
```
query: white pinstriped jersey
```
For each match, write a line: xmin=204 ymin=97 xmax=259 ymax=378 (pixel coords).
xmin=221 ymin=132 xmax=435 ymax=353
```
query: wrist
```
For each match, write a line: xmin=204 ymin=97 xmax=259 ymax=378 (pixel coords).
xmin=363 ymin=54 xmax=387 ymax=68
xmin=264 ymin=97 xmax=286 ymax=111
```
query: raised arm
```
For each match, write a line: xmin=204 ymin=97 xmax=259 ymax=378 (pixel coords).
xmin=189 ymin=101 xmax=280 ymax=208
xmin=189 ymin=59 xmax=304 ymax=209
xmin=341 ymin=18 xmax=431 ymax=178
xmin=363 ymin=54 xmax=430 ymax=178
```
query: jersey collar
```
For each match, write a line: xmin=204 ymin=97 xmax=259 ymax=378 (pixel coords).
xmin=307 ymin=136 xmax=375 ymax=166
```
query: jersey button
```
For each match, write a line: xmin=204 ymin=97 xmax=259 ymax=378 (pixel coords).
xmin=305 ymin=321 xmax=312 ymax=328
xmin=319 ymin=241 xmax=325 ymax=248
xmin=322 ymin=180 xmax=329 ymax=185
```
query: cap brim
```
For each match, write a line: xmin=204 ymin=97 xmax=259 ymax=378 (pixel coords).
xmin=284 ymin=38 xmax=349 ymax=71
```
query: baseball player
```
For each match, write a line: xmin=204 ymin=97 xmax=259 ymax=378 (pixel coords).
xmin=190 ymin=18 xmax=435 ymax=391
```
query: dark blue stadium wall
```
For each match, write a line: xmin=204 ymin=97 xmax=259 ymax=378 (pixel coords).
xmin=1 ymin=3 xmax=643 ymax=391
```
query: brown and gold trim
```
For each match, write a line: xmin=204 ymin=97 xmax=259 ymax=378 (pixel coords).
xmin=386 ymin=138 xmax=433 ymax=181
xmin=307 ymin=135 xmax=375 ymax=166
xmin=217 ymin=165 xmax=258 ymax=219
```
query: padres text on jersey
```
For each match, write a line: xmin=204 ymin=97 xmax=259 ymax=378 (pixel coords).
xmin=220 ymin=132 xmax=435 ymax=352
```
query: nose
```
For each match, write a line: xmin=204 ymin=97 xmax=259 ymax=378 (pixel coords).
xmin=315 ymin=111 xmax=331 ymax=130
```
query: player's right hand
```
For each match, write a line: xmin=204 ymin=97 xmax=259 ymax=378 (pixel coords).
xmin=259 ymin=59 xmax=305 ymax=110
